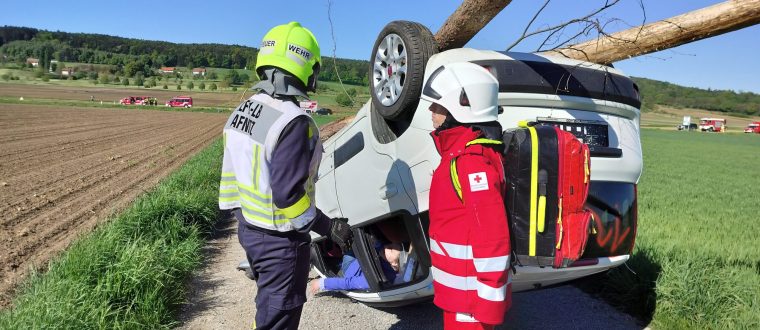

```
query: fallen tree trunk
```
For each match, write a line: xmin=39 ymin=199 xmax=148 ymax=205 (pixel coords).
xmin=541 ymin=0 xmax=760 ymax=65
xmin=434 ymin=0 xmax=513 ymax=51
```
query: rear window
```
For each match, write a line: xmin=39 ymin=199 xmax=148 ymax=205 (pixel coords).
xmin=581 ymin=181 xmax=637 ymax=258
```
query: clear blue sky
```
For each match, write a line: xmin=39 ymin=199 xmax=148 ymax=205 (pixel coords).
xmin=2 ymin=0 xmax=758 ymax=93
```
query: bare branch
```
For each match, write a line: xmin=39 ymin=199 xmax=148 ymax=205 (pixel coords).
xmin=506 ymin=0 xmax=550 ymax=51
xmin=507 ymin=0 xmax=621 ymax=51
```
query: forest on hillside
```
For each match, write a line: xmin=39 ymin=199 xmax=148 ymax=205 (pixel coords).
xmin=0 ymin=26 xmax=368 ymax=85
xmin=633 ymin=77 xmax=760 ymax=116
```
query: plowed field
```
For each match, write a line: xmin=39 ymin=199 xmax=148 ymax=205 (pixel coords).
xmin=0 ymin=104 xmax=226 ymax=306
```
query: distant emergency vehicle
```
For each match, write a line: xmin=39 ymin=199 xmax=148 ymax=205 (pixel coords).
xmin=299 ymin=100 xmax=318 ymax=114
xmin=165 ymin=96 xmax=193 ymax=108
xmin=699 ymin=118 xmax=727 ymax=132
xmin=744 ymin=121 xmax=760 ymax=134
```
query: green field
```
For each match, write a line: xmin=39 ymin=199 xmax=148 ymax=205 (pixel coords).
xmin=590 ymin=129 xmax=760 ymax=328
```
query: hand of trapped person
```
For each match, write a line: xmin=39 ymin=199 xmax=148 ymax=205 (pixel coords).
xmin=308 ymin=279 xmax=322 ymax=295
xmin=329 ymin=217 xmax=353 ymax=251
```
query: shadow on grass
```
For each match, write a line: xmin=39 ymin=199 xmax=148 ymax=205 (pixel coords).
xmin=575 ymin=247 xmax=661 ymax=325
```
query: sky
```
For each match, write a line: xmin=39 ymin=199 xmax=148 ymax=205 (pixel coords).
xmin=2 ymin=0 xmax=758 ymax=93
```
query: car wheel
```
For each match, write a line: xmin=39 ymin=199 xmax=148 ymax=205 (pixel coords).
xmin=370 ymin=21 xmax=437 ymax=121
xmin=184 ymin=105 xmax=190 ymax=108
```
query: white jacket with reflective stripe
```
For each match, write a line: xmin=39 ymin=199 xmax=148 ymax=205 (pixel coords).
xmin=219 ymin=93 xmax=321 ymax=232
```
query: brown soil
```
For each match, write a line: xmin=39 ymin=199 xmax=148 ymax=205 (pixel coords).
xmin=0 ymin=103 xmax=227 ymax=307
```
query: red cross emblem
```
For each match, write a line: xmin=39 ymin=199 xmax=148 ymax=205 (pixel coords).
xmin=474 ymin=175 xmax=483 ymax=183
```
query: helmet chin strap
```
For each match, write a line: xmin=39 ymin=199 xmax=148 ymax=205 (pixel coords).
xmin=252 ymin=68 xmax=309 ymax=100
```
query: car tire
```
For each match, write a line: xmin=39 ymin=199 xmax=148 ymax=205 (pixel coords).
xmin=369 ymin=21 xmax=437 ymax=121
xmin=184 ymin=105 xmax=190 ymax=108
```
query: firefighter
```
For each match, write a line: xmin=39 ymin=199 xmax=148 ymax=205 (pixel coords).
xmin=218 ymin=22 xmax=352 ymax=330
xmin=422 ymin=62 xmax=512 ymax=329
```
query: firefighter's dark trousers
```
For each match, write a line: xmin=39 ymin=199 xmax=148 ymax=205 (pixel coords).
xmin=235 ymin=209 xmax=311 ymax=330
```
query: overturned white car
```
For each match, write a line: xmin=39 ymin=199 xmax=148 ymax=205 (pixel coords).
xmin=311 ymin=21 xmax=641 ymax=306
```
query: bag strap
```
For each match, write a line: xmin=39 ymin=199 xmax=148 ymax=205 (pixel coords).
xmin=448 ymin=138 xmax=504 ymax=203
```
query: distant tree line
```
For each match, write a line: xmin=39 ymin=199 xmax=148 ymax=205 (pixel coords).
xmin=634 ymin=77 xmax=760 ymax=116
xmin=0 ymin=26 xmax=368 ymax=85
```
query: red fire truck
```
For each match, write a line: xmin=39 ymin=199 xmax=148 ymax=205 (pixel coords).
xmin=699 ymin=118 xmax=727 ymax=132
xmin=744 ymin=122 xmax=760 ymax=134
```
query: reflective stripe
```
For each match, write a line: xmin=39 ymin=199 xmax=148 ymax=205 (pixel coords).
xmin=584 ymin=148 xmax=589 ymax=183
xmin=440 ymin=240 xmax=473 ymax=260
xmin=538 ymin=195 xmax=546 ymax=233
xmin=241 ymin=205 xmax=289 ymax=226
xmin=556 ymin=198 xmax=564 ymax=249
xmin=430 ymin=238 xmax=445 ymax=256
xmin=286 ymin=51 xmax=306 ymax=66
xmin=473 ymin=255 xmax=510 ymax=273
xmin=220 ymin=178 xmax=274 ymax=200
xmin=449 ymin=158 xmax=463 ymax=202
xmin=528 ymin=126 xmax=539 ymax=256
xmin=465 ymin=138 xmax=503 ymax=147
xmin=431 ymin=266 xmax=508 ymax=302
xmin=431 ymin=239 xmax=509 ymax=273
xmin=288 ymin=205 xmax=317 ymax=230
xmin=279 ymin=194 xmax=310 ymax=218
xmin=252 ymin=145 xmax=261 ymax=191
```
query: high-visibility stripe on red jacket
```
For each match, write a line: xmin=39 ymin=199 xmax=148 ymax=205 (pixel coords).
xmin=429 ymin=126 xmax=512 ymax=326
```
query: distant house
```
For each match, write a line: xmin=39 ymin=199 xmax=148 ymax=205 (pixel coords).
xmin=160 ymin=67 xmax=176 ymax=74
xmin=192 ymin=67 xmax=207 ymax=76
xmin=26 ymin=58 xmax=39 ymax=67
xmin=61 ymin=67 xmax=75 ymax=77
xmin=49 ymin=60 xmax=59 ymax=72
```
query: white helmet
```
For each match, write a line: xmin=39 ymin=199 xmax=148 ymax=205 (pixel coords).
xmin=420 ymin=62 xmax=499 ymax=123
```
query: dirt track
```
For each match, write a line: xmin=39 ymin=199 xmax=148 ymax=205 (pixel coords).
xmin=0 ymin=104 xmax=227 ymax=307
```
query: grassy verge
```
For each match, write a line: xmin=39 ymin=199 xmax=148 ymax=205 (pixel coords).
xmin=581 ymin=129 xmax=760 ymax=328
xmin=0 ymin=139 xmax=224 ymax=329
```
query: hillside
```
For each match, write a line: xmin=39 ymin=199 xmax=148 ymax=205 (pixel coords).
xmin=633 ymin=77 xmax=760 ymax=116
xmin=0 ymin=26 xmax=367 ymax=85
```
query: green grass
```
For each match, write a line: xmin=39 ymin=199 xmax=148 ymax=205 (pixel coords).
xmin=588 ymin=129 xmax=760 ymax=328
xmin=0 ymin=139 xmax=224 ymax=329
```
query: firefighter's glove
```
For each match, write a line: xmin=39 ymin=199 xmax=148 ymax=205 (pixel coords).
xmin=329 ymin=217 xmax=353 ymax=252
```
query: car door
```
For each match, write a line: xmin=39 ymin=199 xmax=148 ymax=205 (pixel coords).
xmin=333 ymin=116 xmax=415 ymax=225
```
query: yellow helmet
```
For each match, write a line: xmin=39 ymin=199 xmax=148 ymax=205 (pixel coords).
xmin=256 ymin=22 xmax=321 ymax=91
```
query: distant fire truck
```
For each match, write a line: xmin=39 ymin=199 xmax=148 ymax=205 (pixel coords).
xmin=699 ymin=118 xmax=727 ymax=132
xmin=299 ymin=100 xmax=318 ymax=114
xmin=744 ymin=121 xmax=760 ymax=134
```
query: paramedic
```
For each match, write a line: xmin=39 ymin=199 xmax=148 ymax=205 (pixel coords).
xmin=422 ymin=62 xmax=512 ymax=329
xmin=218 ymin=22 xmax=352 ymax=330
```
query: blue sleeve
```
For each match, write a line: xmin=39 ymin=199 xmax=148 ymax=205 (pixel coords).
xmin=270 ymin=115 xmax=331 ymax=235
xmin=270 ymin=116 xmax=311 ymax=209
xmin=322 ymin=260 xmax=369 ymax=291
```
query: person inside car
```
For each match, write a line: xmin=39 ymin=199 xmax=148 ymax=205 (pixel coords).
xmin=422 ymin=62 xmax=512 ymax=329
xmin=308 ymin=242 xmax=402 ymax=294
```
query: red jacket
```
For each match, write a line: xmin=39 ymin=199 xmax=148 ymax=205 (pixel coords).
xmin=429 ymin=126 xmax=512 ymax=325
